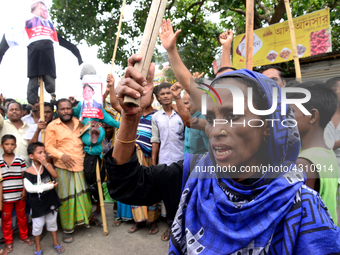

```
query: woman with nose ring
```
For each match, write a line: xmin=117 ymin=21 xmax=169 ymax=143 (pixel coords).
xmin=104 ymin=54 xmax=340 ymax=254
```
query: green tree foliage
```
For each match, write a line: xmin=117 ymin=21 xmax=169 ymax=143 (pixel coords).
xmin=51 ymin=0 xmax=340 ymax=76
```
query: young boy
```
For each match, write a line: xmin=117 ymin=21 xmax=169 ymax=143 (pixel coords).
xmin=24 ymin=142 xmax=64 ymax=255
xmin=289 ymin=82 xmax=339 ymax=225
xmin=0 ymin=135 xmax=34 ymax=253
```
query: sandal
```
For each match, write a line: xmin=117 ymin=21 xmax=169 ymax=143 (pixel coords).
xmin=127 ymin=222 xmax=146 ymax=234
xmin=148 ymin=223 xmax=159 ymax=235
xmin=62 ymin=233 xmax=73 ymax=243
xmin=161 ymin=227 xmax=171 ymax=241
xmin=20 ymin=238 xmax=35 ymax=246
xmin=112 ymin=220 xmax=122 ymax=227
xmin=53 ymin=244 xmax=65 ymax=254
xmin=90 ymin=218 xmax=103 ymax=228
xmin=34 ymin=250 xmax=43 ymax=255
xmin=4 ymin=244 xmax=13 ymax=253
xmin=0 ymin=247 xmax=7 ymax=255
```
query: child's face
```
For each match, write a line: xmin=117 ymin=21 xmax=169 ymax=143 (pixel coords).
xmin=290 ymin=104 xmax=309 ymax=135
xmin=1 ymin=139 xmax=16 ymax=154
xmin=30 ymin=146 xmax=46 ymax=161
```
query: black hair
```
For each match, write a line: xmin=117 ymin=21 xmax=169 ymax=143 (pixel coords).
xmin=1 ymin=134 xmax=16 ymax=144
xmin=44 ymin=102 xmax=54 ymax=111
xmin=56 ymin=98 xmax=71 ymax=110
xmin=325 ymin=77 xmax=340 ymax=92
xmin=31 ymin=1 xmax=45 ymax=13
xmin=27 ymin=142 xmax=45 ymax=155
xmin=217 ymin=66 xmax=237 ymax=74
xmin=154 ymin=82 xmax=172 ymax=96
xmin=22 ymin=104 xmax=31 ymax=114
xmin=7 ymin=101 xmax=22 ymax=110
xmin=287 ymin=82 xmax=338 ymax=129
xmin=286 ymin=80 xmax=301 ymax=87
xmin=260 ymin=65 xmax=285 ymax=79
xmin=83 ymin=83 xmax=94 ymax=91
xmin=3 ymin=98 xmax=15 ymax=108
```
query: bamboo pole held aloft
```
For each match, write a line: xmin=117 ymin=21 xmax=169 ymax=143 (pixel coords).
xmin=123 ymin=0 xmax=168 ymax=107
xmin=284 ymin=0 xmax=301 ymax=81
xmin=39 ymin=76 xmax=45 ymax=143
xmin=110 ymin=0 xmax=127 ymax=75
xmin=245 ymin=0 xmax=254 ymax=70
xmin=96 ymin=160 xmax=108 ymax=236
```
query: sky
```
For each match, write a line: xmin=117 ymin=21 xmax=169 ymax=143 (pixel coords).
xmin=0 ymin=0 xmax=131 ymax=102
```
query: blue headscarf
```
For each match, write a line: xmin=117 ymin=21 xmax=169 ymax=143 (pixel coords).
xmin=169 ymin=69 xmax=340 ymax=255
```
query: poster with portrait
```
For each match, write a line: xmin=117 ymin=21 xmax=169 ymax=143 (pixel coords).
xmin=24 ymin=0 xmax=58 ymax=44
xmin=80 ymin=74 xmax=103 ymax=120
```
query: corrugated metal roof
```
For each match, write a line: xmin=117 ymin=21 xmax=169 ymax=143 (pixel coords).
xmin=300 ymin=51 xmax=340 ymax=63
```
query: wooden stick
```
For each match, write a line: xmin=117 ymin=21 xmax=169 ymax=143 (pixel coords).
xmin=110 ymin=0 xmax=127 ymax=75
xmin=284 ymin=0 xmax=301 ymax=81
xmin=39 ymin=76 xmax=45 ymax=143
xmin=96 ymin=160 xmax=108 ymax=236
xmin=123 ymin=0 xmax=168 ymax=107
xmin=245 ymin=0 xmax=254 ymax=70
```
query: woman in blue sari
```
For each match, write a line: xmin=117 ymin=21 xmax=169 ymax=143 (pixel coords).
xmin=104 ymin=54 xmax=340 ymax=254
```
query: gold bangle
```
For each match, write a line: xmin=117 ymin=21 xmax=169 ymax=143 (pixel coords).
xmin=116 ymin=130 xmax=140 ymax=144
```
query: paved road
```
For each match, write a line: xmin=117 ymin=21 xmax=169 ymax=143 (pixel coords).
xmin=7 ymin=204 xmax=170 ymax=255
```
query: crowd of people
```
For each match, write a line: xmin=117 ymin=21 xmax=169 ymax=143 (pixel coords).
xmin=0 ymin=18 xmax=339 ymax=255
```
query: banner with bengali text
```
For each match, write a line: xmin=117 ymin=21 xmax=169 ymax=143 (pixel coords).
xmin=233 ymin=9 xmax=331 ymax=69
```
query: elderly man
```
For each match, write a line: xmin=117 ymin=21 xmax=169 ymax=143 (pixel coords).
xmin=45 ymin=99 xmax=92 ymax=243
xmin=0 ymin=101 xmax=30 ymax=165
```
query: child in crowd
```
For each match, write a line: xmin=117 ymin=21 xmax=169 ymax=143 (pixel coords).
xmin=0 ymin=135 xmax=34 ymax=253
xmin=24 ymin=142 xmax=64 ymax=255
xmin=289 ymin=83 xmax=339 ymax=225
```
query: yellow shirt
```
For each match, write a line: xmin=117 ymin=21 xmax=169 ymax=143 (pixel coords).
xmin=45 ymin=117 xmax=85 ymax=172
xmin=0 ymin=114 xmax=30 ymax=165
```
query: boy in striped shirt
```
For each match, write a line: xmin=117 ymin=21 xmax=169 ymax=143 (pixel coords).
xmin=0 ymin=134 xmax=34 ymax=253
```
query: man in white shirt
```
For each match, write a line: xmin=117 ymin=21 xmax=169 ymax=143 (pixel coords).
xmin=24 ymin=102 xmax=54 ymax=144
xmin=22 ymin=101 xmax=40 ymax=125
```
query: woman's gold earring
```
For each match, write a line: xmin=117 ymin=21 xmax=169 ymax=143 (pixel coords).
xmin=264 ymin=136 xmax=269 ymax=144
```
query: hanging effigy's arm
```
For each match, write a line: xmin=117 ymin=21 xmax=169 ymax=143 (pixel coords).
xmin=0 ymin=35 xmax=9 ymax=65
xmin=58 ymin=34 xmax=83 ymax=65
xmin=123 ymin=0 xmax=168 ymax=107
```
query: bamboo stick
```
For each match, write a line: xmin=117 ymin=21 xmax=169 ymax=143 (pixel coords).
xmin=123 ymin=0 xmax=168 ymax=107
xmin=39 ymin=76 xmax=45 ymax=143
xmin=245 ymin=0 xmax=254 ymax=70
xmin=284 ymin=0 xmax=301 ymax=81
xmin=110 ymin=0 xmax=127 ymax=75
xmin=96 ymin=160 xmax=108 ymax=236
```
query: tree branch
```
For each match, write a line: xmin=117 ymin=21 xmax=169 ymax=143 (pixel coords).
xmin=328 ymin=0 xmax=340 ymax=10
xmin=255 ymin=0 xmax=271 ymax=23
xmin=186 ymin=1 xmax=204 ymax=13
xmin=269 ymin=0 xmax=286 ymax=25
xmin=191 ymin=1 xmax=205 ymax=24
xmin=255 ymin=0 xmax=269 ymax=14
xmin=167 ymin=0 xmax=176 ymax=16
xmin=230 ymin=8 xmax=246 ymax=16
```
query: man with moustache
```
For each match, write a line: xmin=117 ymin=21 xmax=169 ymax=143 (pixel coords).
xmin=24 ymin=102 xmax=54 ymax=144
xmin=45 ymin=99 xmax=92 ymax=243
xmin=0 ymin=101 xmax=30 ymax=165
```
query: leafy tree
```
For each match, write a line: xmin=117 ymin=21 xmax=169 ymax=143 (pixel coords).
xmin=51 ymin=0 xmax=340 ymax=76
